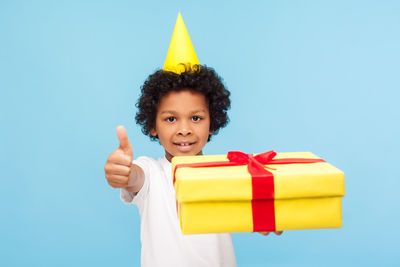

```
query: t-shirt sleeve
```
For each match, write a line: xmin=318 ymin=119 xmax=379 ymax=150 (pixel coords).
xmin=120 ymin=156 xmax=151 ymax=206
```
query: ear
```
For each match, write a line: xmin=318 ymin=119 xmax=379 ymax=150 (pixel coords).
xmin=209 ymin=130 xmax=214 ymax=135
xmin=150 ymin=128 xmax=158 ymax=137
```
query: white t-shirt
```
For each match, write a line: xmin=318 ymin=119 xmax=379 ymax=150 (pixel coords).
xmin=120 ymin=156 xmax=237 ymax=267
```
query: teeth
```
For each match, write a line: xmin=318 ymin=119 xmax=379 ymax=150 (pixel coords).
xmin=178 ymin=143 xmax=190 ymax=146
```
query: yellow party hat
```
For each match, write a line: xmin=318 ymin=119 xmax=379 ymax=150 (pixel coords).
xmin=163 ymin=13 xmax=199 ymax=74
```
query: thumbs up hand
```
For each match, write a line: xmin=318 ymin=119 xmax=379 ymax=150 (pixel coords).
xmin=117 ymin=125 xmax=133 ymax=158
xmin=105 ymin=126 xmax=134 ymax=188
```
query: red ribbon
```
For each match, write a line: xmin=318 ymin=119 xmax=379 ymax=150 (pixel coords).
xmin=173 ymin=150 xmax=325 ymax=232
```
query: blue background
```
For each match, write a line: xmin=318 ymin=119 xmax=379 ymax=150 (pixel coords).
xmin=1 ymin=0 xmax=399 ymax=266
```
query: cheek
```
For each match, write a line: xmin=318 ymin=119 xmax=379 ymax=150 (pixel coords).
xmin=201 ymin=124 xmax=212 ymax=141
xmin=157 ymin=125 xmax=174 ymax=140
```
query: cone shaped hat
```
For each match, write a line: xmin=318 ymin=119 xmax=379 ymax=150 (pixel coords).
xmin=163 ymin=13 xmax=199 ymax=74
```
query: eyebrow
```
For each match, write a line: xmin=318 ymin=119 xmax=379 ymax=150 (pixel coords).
xmin=160 ymin=109 xmax=207 ymax=115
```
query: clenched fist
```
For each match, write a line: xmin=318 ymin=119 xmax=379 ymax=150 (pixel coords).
xmin=105 ymin=126 xmax=140 ymax=190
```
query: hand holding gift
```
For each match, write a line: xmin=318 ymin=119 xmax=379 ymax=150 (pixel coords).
xmin=258 ymin=231 xmax=283 ymax=236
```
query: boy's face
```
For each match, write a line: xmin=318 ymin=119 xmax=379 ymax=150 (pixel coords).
xmin=151 ymin=89 xmax=213 ymax=162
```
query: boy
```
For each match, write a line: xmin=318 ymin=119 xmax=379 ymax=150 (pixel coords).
xmin=104 ymin=14 xmax=281 ymax=267
xmin=105 ymin=65 xmax=235 ymax=266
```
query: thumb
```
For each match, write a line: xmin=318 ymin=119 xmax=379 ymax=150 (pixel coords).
xmin=116 ymin=125 xmax=133 ymax=156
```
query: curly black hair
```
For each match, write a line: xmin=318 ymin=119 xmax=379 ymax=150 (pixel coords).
xmin=135 ymin=64 xmax=231 ymax=141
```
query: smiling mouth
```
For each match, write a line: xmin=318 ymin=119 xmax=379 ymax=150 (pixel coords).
xmin=174 ymin=142 xmax=196 ymax=146
xmin=173 ymin=142 xmax=196 ymax=152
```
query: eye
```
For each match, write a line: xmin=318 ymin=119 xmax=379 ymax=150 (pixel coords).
xmin=166 ymin=117 xmax=176 ymax=123
xmin=191 ymin=116 xmax=202 ymax=122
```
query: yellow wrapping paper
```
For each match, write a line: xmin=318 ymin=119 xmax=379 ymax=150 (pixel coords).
xmin=172 ymin=152 xmax=345 ymax=234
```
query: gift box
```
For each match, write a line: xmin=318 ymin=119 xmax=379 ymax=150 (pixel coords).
xmin=172 ymin=151 xmax=345 ymax=235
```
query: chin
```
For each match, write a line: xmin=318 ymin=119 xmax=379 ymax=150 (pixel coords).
xmin=174 ymin=151 xmax=197 ymax=157
xmin=170 ymin=149 xmax=202 ymax=157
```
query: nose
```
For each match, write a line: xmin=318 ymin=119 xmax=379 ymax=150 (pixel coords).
xmin=177 ymin=120 xmax=192 ymax=136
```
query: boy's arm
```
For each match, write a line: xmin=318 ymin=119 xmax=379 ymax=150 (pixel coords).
xmin=124 ymin=164 xmax=145 ymax=193
xmin=104 ymin=126 xmax=145 ymax=194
